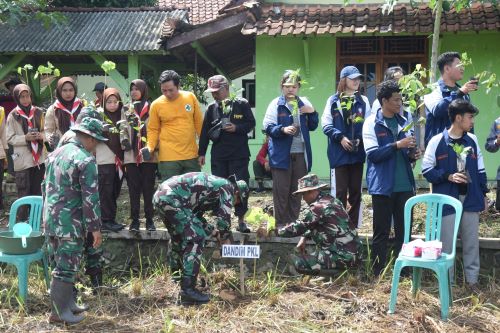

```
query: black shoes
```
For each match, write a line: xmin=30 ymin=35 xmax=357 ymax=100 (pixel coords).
xmin=237 ymin=222 xmax=250 ymax=233
xmin=180 ymin=276 xmax=209 ymax=306
xmin=146 ymin=218 xmax=156 ymax=231
xmin=102 ymin=221 xmax=125 ymax=232
xmin=129 ymin=219 xmax=140 ymax=232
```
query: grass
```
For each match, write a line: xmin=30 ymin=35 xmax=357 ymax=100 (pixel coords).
xmin=0 ymin=260 xmax=499 ymax=332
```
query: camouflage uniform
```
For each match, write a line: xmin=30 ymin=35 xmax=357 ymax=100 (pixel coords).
xmin=43 ymin=137 xmax=102 ymax=283
xmin=278 ymin=191 xmax=361 ymax=271
xmin=54 ymin=107 xmax=104 ymax=278
xmin=153 ymin=172 xmax=238 ymax=278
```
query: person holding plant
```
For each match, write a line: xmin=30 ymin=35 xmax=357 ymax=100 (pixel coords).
xmin=369 ymin=66 xmax=412 ymax=125
xmin=198 ymin=75 xmax=255 ymax=233
xmin=45 ymin=77 xmax=83 ymax=150
xmin=422 ymin=99 xmax=487 ymax=292
xmin=362 ymin=80 xmax=421 ymax=277
xmin=485 ymin=116 xmax=500 ymax=211
xmin=6 ymin=84 xmax=46 ymax=219
xmin=95 ymin=88 xmax=134 ymax=232
xmin=263 ymin=69 xmax=318 ymax=227
xmin=423 ymin=51 xmax=478 ymax=147
xmin=124 ymin=79 xmax=157 ymax=232
xmin=146 ymin=70 xmax=203 ymax=181
xmin=322 ymin=65 xmax=370 ymax=229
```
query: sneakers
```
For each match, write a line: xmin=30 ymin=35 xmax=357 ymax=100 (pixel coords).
xmin=146 ymin=218 xmax=156 ymax=231
xmin=102 ymin=221 xmax=125 ymax=232
xmin=129 ymin=219 xmax=140 ymax=232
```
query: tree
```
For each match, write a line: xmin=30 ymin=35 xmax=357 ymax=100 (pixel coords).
xmin=0 ymin=0 xmax=65 ymax=27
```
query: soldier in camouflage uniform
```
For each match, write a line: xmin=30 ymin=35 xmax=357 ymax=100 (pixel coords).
xmin=43 ymin=117 xmax=107 ymax=324
xmin=153 ymin=172 xmax=249 ymax=305
xmin=278 ymin=174 xmax=361 ymax=273
xmin=57 ymin=107 xmax=105 ymax=292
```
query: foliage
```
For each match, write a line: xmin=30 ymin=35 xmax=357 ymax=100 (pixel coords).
xmin=220 ymin=86 xmax=244 ymax=115
xmin=182 ymin=74 xmax=208 ymax=105
xmin=398 ymin=64 xmax=433 ymax=116
xmin=16 ymin=62 xmax=61 ymax=103
xmin=450 ymin=143 xmax=472 ymax=161
xmin=100 ymin=60 xmax=116 ymax=89
xmin=460 ymin=52 xmax=500 ymax=94
xmin=49 ymin=0 xmax=157 ymax=7
xmin=0 ymin=0 xmax=66 ymax=28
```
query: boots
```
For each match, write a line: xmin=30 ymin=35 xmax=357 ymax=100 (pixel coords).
xmin=146 ymin=218 xmax=156 ymax=231
xmin=89 ymin=272 xmax=103 ymax=294
xmin=49 ymin=279 xmax=85 ymax=324
xmin=129 ymin=219 xmax=140 ymax=232
xmin=71 ymin=285 xmax=89 ymax=314
xmin=180 ymin=276 xmax=209 ymax=306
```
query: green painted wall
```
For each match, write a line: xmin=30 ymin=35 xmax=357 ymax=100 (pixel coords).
xmin=251 ymin=32 xmax=500 ymax=181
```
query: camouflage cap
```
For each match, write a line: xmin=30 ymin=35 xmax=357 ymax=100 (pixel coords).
xmin=71 ymin=117 xmax=108 ymax=142
xmin=76 ymin=106 xmax=103 ymax=123
xmin=205 ymin=75 xmax=229 ymax=93
xmin=293 ymin=174 xmax=328 ymax=195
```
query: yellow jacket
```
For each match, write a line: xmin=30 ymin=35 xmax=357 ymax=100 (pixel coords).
xmin=147 ymin=91 xmax=203 ymax=162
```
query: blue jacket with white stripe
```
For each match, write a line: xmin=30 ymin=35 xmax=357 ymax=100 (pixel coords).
xmin=422 ymin=129 xmax=488 ymax=215
xmin=321 ymin=93 xmax=369 ymax=168
xmin=362 ymin=110 xmax=416 ymax=196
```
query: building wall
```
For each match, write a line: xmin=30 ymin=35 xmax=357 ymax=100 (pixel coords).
xmin=253 ymin=32 xmax=500 ymax=181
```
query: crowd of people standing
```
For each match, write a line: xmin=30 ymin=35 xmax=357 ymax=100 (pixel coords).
xmin=0 ymin=49 xmax=498 ymax=319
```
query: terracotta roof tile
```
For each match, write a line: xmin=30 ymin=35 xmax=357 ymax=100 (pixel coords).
xmin=242 ymin=3 xmax=500 ymax=36
xmin=159 ymin=0 xmax=232 ymax=25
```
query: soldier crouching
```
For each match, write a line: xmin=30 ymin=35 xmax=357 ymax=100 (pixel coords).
xmin=278 ymin=174 xmax=361 ymax=274
xmin=43 ymin=117 xmax=107 ymax=324
xmin=153 ymin=172 xmax=249 ymax=306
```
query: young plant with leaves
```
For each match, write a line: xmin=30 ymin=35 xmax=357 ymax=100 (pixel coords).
xmin=100 ymin=61 xmax=116 ymax=88
xmin=460 ymin=52 xmax=500 ymax=94
xmin=220 ymin=86 xmax=244 ymax=115
xmin=450 ymin=143 xmax=472 ymax=173
xmin=17 ymin=61 xmax=61 ymax=104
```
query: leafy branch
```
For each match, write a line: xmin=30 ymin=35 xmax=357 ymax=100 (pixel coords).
xmin=460 ymin=52 xmax=500 ymax=94
xmin=101 ymin=61 xmax=116 ymax=88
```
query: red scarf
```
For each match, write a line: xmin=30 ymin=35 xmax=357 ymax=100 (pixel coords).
xmin=14 ymin=106 xmax=41 ymax=165
xmin=53 ymin=97 xmax=81 ymax=127
xmin=134 ymin=101 xmax=149 ymax=164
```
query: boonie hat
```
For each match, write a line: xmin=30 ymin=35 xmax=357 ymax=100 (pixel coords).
xmin=293 ymin=174 xmax=328 ymax=195
xmin=71 ymin=117 xmax=108 ymax=141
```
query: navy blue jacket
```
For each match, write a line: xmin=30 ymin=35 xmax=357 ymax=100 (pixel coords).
xmin=423 ymin=79 xmax=471 ymax=147
xmin=422 ymin=130 xmax=488 ymax=215
xmin=362 ymin=110 xmax=416 ymax=196
xmin=321 ymin=93 xmax=369 ymax=168
xmin=263 ymin=96 xmax=318 ymax=171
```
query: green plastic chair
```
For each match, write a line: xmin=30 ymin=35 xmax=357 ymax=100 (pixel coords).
xmin=0 ymin=196 xmax=50 ymax=302
xmin=387 ymin=193 xmax=463 ymax=321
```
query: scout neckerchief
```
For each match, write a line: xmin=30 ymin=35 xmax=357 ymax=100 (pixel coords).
xmin=53 ymin=97 xmax=81 ymax=127
xmin=14 ymin=106 xmax=41 ymax=165
xmin=133 ymin=101 xmax=149 ymax=165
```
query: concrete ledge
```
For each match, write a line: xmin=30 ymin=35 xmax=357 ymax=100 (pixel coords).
xmin=101 ymin=228 xmax=500 ymax=250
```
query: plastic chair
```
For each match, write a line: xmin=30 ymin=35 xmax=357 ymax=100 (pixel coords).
xmin=0 ymin=196 xmax=50 ymax=302
xmin=388 ymin=193 xmax=462 ymax=321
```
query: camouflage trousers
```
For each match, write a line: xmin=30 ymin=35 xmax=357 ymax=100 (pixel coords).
xmin=292 ymin=249 xmax=358 ymax=272
xmin=47 ymin=232 xmax=102 ymax=283
xmin=162 ymin=208 xmax=207 ymax=278
xmin=47 ymin=236 xmax=84 ymax=283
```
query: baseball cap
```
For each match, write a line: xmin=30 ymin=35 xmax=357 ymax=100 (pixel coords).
xmin=205 ymin=75 xmax=229 ymax=93
xmin=92 ymin=82 xmax=107 ymax=92
xmin=340 ymin=66 xmax=363 ymax=80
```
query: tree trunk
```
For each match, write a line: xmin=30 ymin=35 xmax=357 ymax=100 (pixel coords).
xmin=429 ymin=0 xmax=444 ymax=84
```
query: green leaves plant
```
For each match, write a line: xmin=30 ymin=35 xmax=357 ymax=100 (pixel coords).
xmin=101 ymin=61 xmax=116 ymax=74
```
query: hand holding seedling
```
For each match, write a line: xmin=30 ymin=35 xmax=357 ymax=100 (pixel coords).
xmin=282 ymin=125 xmax=297 ymax=135
xmin=299 ymin=105 xmax=314 ymax=114
xmin=341 ymin=137 xmax=353 ymax=151
xmin=460 ymin=79 xmax=478 ymax=94
xmin=396 ymin=136 xmax=416 ymax=149
xmin=409 ymin=148 xmax=422 ymax=160
xmin=448 ymin=172 xmax=468 ymax=184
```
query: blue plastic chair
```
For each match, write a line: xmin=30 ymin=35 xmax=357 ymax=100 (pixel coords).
xmin=388 ymin=193 xmax=462 ymax=321
xmin=0 ymin=196 xmax=50 ymax=302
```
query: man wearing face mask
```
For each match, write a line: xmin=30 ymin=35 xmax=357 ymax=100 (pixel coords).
xmin=198 ymin=75 xmax=256 ymax=233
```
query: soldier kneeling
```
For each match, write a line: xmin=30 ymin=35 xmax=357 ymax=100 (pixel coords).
xmin=278 ymin=174 xmax=361 ymax=275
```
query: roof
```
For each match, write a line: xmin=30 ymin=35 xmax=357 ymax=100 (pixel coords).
xmin=0 ymin=7 xmax=188 ymax=53
xmin=242 ymin=3 xmax=500 ymax=36
xmin=159 ymin=0 xmax=232 ymax=25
